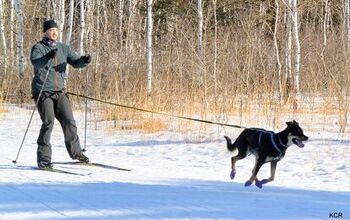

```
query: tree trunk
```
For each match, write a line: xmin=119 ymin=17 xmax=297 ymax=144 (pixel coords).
xmin=79 ymin=0 xmax=85 ymax=55
xmin=65 ymin=0 xmax=74 ymax=45
xmin=146 ymin=0 xmax=153 ymax=96
xmin=86 ymin=0 xmax=95 ymax=51
xmin=321 ymin=0 xmax=329 ymax=58
xmin=212 ymin=0 xmax=217 ymax=96
xmin=285 ymin=0 xmax=293 ymax=101
xmin=51 ymin=0 xmax=57 ymax=18
xmin=274 ymin=0 xmax=282 ymax=100
xmin=291 ymin=0 xmax=300 ymax=95
xmin=126 ymin=0 xmax=137 ymax=55
xmin=0 ymin=0 xmax=7 ymax=76
xmin=10 ymin=0 xmax=14 ymax=68
xmin=15 ymin=0 xmax=24 ymax=78
xmin=345 ymin=0 xmax=350 ymax=53
xmin=197 ymin=0 xmax=204 ymax=59
xmin=118 ymin=0 xmax=124 ymax=50
xmin=58 ymin=0 xmax=65 ymax=42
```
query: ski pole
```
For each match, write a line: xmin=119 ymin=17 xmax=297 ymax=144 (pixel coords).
xmin=82 ymin=66 xmax=89 ymax=152
xmin=12 ymin=59 xmax=53 ymax=164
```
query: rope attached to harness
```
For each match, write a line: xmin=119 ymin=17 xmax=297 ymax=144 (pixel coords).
xmin=67 ymin=92 xmax=246 ymax=129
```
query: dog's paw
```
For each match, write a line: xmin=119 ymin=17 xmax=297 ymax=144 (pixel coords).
xmin=244 ymin=180 xmax=253 ymax=187
xmin=255 ymin=179 xmax=269 ymax=189
xmin=260 ymin=179 xmax=269 ymax=185
xmin=255 ymin=180 xmax=263 ymax=188
xmin=230 ymin=170 xmax=236 ymax=179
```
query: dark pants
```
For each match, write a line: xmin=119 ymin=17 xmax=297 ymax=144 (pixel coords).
xmin=36 ymin=92 xmax=83 ymax=163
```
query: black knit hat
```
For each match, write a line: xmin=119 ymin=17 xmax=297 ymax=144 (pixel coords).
xmin=43 ymin=20 xmax=58 ymax=32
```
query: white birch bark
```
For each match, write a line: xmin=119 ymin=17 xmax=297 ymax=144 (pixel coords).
xmin=10 ymin=0 xmax=14 ymax=67
xmin=197 ymin=0 xmax=204 ymax=59
xmin=285 ymin=0 xmax=292 ymax=86
xmin=321 ymin=0 xmax=330 ymax=58
xmin=274 ymin=0 xmax=282 ymax=98
xmin=14 ymin=0 xmax=24 ymax=78
xmin=345 ymin=0 xmax=350 ymax=53
xmin=212 ymin=0 xmax=217 ymax=95
xmin=291 ymin=0 xmax=300 ymax=94
xmin=58 ymin=0 xmax=65 ymax=42
xmin=95 ymin=0 xmax=101 ymax=86
xmin=127 ymin=0 xmax=137 ymax=55
xmin=79 ymin=0 xmax=85 ymax=55
xmin=0 ymin=0 xmax=7 ymax=74
xmin=101 ymin=0 xmax=108 ymax=42
xmin=65 ymin=0 xmax=74 ymax=45
xmin=86 ymin=0 xmax=95 ymax=50
xmin=146 ymin=0 xmax=153 ymax=96
xmin=118 ymin=0 xmax=124 ymax=49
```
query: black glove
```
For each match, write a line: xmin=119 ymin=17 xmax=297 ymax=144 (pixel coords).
xmin=48 ymin=48 xmax=57 ymax=59
xmin=82 ymin=54 xmax=91 ymax=64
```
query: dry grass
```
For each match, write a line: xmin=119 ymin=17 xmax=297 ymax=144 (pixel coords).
xmin=0 ymin=18 xmax=349 ymax=134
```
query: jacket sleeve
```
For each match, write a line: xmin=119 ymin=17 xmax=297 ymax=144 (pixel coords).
xmin=66 ymin=45 xmax=87 ymax=68
xmin=30 ymin=44 xmax=51 ymax=69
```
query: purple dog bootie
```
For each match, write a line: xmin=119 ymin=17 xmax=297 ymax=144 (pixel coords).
xmin=244 ymin=180 xmax=253 ymax=187
xmin=255 ymin=180 xmax=263 ymax=188
xmin=255 ymin=179 xmax=269 ymax=189
xmin=230 ymin=170 xmax=236 ymax=179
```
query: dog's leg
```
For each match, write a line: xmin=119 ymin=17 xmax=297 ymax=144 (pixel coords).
xmin=230 ymin=150 xmax=247 ymax=179
xmin=231 ymin=155 xmax=241 ymax=170
xmin=230 ymin=155 xmax=240 ymax=179
xmin=245 ymin=159 xmax=264 ymax=187
xmin=267 ymin=161 xmax=277 ymax=182
xmin=257 ymin=161 xmax=277 ymax=187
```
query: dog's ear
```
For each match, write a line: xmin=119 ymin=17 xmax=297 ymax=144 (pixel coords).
xmin=286 ymin=121 xmax=293 ymax=126
xmin=292 ymin=120 xmax=298 ymax=125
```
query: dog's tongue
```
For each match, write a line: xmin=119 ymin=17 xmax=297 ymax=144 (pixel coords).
xmin=295 ymin=139 xmax=304 ymax=148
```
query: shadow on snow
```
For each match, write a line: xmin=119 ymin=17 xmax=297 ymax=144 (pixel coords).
xmin=0 ymin=180 xmax=348 ymax=220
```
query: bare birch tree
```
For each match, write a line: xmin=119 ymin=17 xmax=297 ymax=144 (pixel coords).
xmin=274 ymin=0 xmax=282 ymax=99
xmin=0 ymin=0 xmax=7 ymax=75
xmin=321 ymin=0 xmax=330 ymax=58
xmin=14 ymin=0 xmax=24 ymax=78
xmin=65 ymin=0 xmax=74 ymax=45
xmin=146 ymin=0 xmax=153 ymax=96
xmin=118 ymin=0 xmax=124 ymax=50
xmin=212 ymin=0 xmax=217 ymax=95
xmin=284 ymin=0 xmax=293 ymax=99
xmin=344 ymin=0 xmax=350 ymax=53
xmin=79 ymin=0 xmax=85 ymax=55
xmin=9 ymin=0 xmax=14 ymax=68
xmin=126 ymin=0 xmax=137 ymax=55
xmin=58 ymin=0 xmax=65 ymax=42
xmin=197 ymin=0 xmax=204 ymax=59
xmin=291 ymin=0 xmax=300 ymax=95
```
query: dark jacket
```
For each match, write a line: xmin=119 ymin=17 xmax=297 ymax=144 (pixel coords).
xmin=30 ymin=38 xmax=87 ymax=97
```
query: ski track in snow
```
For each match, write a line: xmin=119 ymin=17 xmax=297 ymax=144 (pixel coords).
xmin=0 ymin=105 xmax=349 ymax=220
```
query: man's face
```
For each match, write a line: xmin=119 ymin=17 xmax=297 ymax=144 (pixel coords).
xmin=45 ymin=28 xmax=58 ymax=41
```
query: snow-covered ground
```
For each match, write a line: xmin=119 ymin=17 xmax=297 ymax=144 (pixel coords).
xmin=0 ymin=105 xmax=349 ymax=220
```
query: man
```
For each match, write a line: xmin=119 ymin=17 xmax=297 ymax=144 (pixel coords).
xmin=30 ymin=19 xmax=91 ymax=168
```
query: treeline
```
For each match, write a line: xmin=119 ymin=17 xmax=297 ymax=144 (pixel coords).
xmin=0 ymin=1 xmax=349 ymax=126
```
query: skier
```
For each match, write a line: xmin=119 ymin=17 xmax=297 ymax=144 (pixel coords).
xmin=30 ymin=19 xmax=91 ymax=168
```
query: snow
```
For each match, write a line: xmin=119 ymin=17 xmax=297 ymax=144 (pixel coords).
xmin=0 ymin=105 xmax=349 ymax=220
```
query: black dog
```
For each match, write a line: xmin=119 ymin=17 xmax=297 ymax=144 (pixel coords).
xmin=224 ymin=120 xmax=308 ymax=188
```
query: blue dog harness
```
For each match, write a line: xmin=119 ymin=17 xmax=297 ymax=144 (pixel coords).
xmin=253 ymin=129 xmax=285 ymax=160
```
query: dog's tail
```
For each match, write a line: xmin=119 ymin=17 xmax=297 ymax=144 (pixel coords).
xmin=224 ymin=136 xmax=237 ymax=152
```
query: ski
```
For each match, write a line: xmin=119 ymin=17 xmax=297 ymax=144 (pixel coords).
xmin=36 ymin=167 xmax=91 ymax=176
xmin=53 ymin=161 xmax=132 ymax=171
